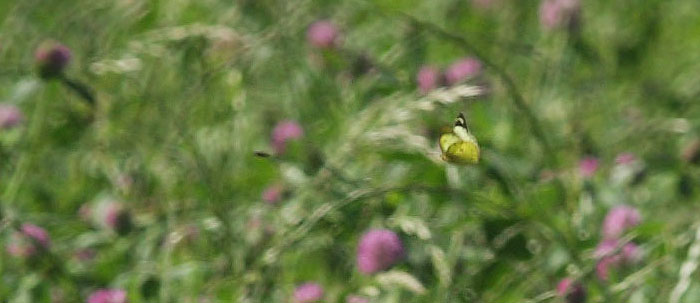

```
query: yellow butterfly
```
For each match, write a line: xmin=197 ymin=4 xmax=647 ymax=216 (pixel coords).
xmin=439 ymin=113 xmax=480 ymax=165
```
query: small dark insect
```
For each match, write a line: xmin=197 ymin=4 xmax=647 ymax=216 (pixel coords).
xmin=254 ymin=151 xmax=272 ymax=158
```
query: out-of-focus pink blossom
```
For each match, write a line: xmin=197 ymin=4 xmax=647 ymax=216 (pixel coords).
xmin=622 ymin=242 xmax=641 ymax=263
xmin=293 ymin=282 xmax=324 ymax=303
xmin=35 ymin=41 xmax=71 ymax=78
xmin=104 ymin=202 xmax=123 ymax=229
xmin=556 ymin=278 xmax=573 ymax=296
xmin=84 ymin=197 xmax=132 ymax=234
xmin=271 ymin=120 xmax=304 ymax=154
xmin=578 ymin=156 xmax=599 ymax=178
xmin=595 ymin=256 xmax=616 ymax=281
xmin=0 ymin=104 xmax=23 ymax=129
xmin=594 ymin=240 xmax=642 ymax=280
xmin=21 ymin=223 xmax=50 ymax=248
xmin=307 ymin=20 xmax=339 ymax=49
xmin=87 ymin=289 xmax=127 ymax=303
xmin=357 ymin=229 xmax=404 ymax=274
xmin=416 ymin=65 xmax=441 ymax=94
xmin=7 ymin=223 xmax=51 ymax=258
xmin=557 ymin=278 xmax=586 ymax=303
xmin=539 ymin=0 xmax=580 ymax=30
xmin=602 ymin=205 xmax=641 ymax=239
xmin=444 ymin=57 xmax=482 ymax=85
xmin=262 ymin=184 xmax=284 ymax=204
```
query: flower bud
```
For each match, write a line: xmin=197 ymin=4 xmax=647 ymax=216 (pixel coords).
xmin=87 ymin=289 xmax=127 ymax=303
xmin=271 ymin=120 xmax=304 ymax=155
xmin=602 ymin=205 xmax=641 ymax=240
xmin=444 ymin=57 xmax=482 ymax=85
xmin=357 ymin=229 xmax=404 ymax=274
xmin=539 ymin=0 xmax=580 ymax=30
xmin=307 ymin=20 xmax=339 ymax=49
xmin=7 ymin=223 xmax=51 ymax=258
xmin=35 ymin=41 xmax=71 ymax=79
xmin=416 ymin=65 xmax=442 ymax=94
xmin=557 ymin=278 xmax=586 ymax=303
xmin=578 ymin=156 xmax=599 ymax=178
xmin=293 ymin=282 xmax=324 ymax=303
xmin=0 ymin=104 xmax=23 ymax=129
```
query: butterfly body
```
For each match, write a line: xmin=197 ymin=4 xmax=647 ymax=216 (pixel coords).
xmin=439 ymin=113 xmax=480 ymax=165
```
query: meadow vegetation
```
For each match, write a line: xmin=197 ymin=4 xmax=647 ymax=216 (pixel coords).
xmin=2 ymin=0 xmax=700 ymax=302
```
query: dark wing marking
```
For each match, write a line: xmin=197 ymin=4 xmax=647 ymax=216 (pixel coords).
xmin=455 ymin=112 xmax=469 ymax=132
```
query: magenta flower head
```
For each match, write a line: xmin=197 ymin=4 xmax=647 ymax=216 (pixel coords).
xmin=7 ymin=223 xmax=51 ymax=257
xmin=271 ymin=120 xmax=304 ymax=154
xmin=539 ymin=0 xmax=580 ymax=30
xmin=0 ymin=104 xmax=23 ymax=129
xmin=578 ymin=156 xmax=599 ymax=178
xmin=444 ymin=57 xmax=482 ymax=85
xmin=307 ymin=20 xmax=340 ymax=49
xmin=262 ymin=184 xmax=284 ymax=205
xmin=557 ymin=278 xmax=586 ymax=303
xmin=87 ymin=289 xmax=127 ymax=303
xmin=87 ymin=197 xmax=133 ymax=235
xmin=416 ymin=65 xmax=442 ymax=94
xmin=35 ymin=41 xmax=71 ymax=79
xmin=357 ymin=229 xmax=404 ymax=274
xmin=594 ymin=240 xmax=641 ymax=280
xmin=293 ymin=282 xmax=324 ymax=303
xmin=21 ymin=223 xmax=51 ymax=248
xmin=602 ymin=205 xmax=641 ymax=239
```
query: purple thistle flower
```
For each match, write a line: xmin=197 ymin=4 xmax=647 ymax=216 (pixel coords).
xmin=87 ymin=289 xmax=127 ymax=303
xmin=293 ymin=282 xmax=324 ymax=303
xmin=271 ymin=120 xmax=304 ymax=154
xmin=21 ymin=223 xmax=50 ymax=249
xmin=85 ymin=198 xmax=132 ymax=235
xmin=0 ymin=104 xmax=23 ymax=129
xmin=262 ymin=184 xmax=284 ymax=204
xmin=594 ymin=240 xmax=641 ymax=280
xmin=602 ymin=205 xmax=641 ymax=240
xmin=416 ymin=65 xmax=442 ymax=94
xmin=444 ymin=57 xmax=482 ymax=85
xmin=7 ymin=223 xmax=50 ymax=257
xmin=595 ymin=255 xmax=616 ymax=281
xmin=578 ymin=156 xmax=599 ymax=178
xmin=557 ymin=278 xmax=586 ymax=303
xmin=357 ymin=229 xmax=404 ymax=274
xmin=307 ymin=20 xmax=339 ymax=49
xmin=35 ymin=41 xmax=71 ymax=79
xmin=621 ymin=242 xmax=641 ymax=263
xmin=539 ymin=0 xmax=580 ymax=30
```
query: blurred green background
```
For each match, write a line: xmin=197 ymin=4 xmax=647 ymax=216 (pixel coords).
xmin=2 ymin=0 xmax=700 ymax=302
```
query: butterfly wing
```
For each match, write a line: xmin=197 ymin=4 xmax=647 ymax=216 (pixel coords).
xmin=439 ymin=133 xmax=461 ymax=153
xmin=445 ymin=140 xmax=480 ymax=164
xmin=439 ymin=113 xmax=480 ymax=165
